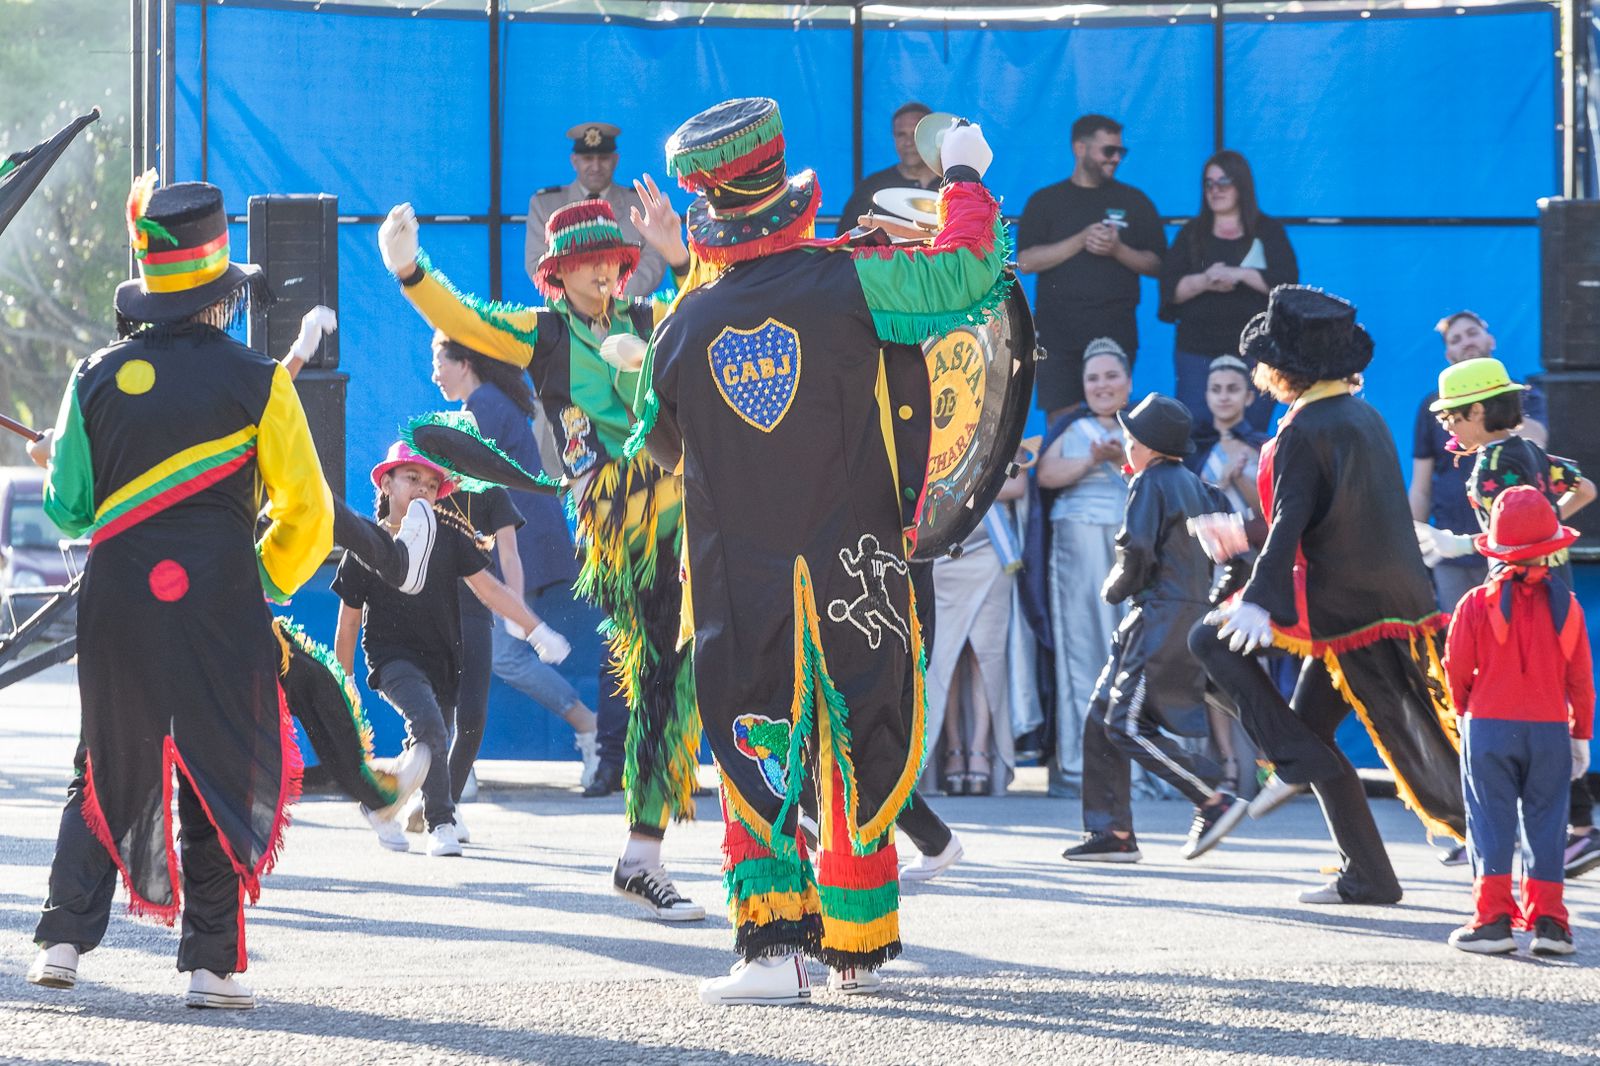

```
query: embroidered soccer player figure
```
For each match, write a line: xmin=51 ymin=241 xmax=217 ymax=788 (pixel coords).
xmin=828 ymin=533 xmax=911 ymax=651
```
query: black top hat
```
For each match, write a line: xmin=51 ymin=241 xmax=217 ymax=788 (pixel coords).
xmin=1117 ymin=392 xmax=1195 ymax=456
xmin=114 ymin=177 xmax=262 ymax=327
xmin=1239 ymin=285 xmax=1373 ymax=382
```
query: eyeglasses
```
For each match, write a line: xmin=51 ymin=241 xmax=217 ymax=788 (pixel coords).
xmin=1435 ymin=410 xmax=1467 ymax=427
xmin=1097 ymin=145 xmax=1129 ymax=161
xmin=1203 ymin=176 xmax=1234 ymax=191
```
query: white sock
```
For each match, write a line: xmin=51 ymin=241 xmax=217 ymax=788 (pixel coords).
xmin=619 ymin=836 xmax=662 ymax=872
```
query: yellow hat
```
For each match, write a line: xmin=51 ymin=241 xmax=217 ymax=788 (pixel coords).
xmin=1429 ymin=357 xmax=1529 ymax=412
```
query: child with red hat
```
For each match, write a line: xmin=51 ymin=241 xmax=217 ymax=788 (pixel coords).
xmin=1444 ymin=485 xmax=1594 ymax=955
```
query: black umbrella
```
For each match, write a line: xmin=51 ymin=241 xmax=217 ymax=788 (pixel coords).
xmin=0 ymin=109 xmax=99 ymax=240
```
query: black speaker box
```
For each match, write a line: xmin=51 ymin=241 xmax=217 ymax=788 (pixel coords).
xmin=1534 ymin=370 xmax=1600 ymax=553
xmin=293 ymin=368 xmax=349 ymax=503
xmin=1539 ymin=198 xmax=1600 ymax=373
xmin=247 ymin=193 xmax=339 ymax=369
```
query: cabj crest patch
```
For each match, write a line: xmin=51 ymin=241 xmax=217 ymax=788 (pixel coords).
xmin=707 ymin=318 xmax=801 ymax=432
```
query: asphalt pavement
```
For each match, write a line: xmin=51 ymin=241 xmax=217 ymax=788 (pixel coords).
xmin=2 ymin=665 xmax=1598 ymax=1065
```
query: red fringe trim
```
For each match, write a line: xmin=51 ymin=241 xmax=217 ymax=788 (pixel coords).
xmin=722 ymin=809 xmax=809 ymax=869
xmin=690 ymin=186 xmax=822 ymax=268
xmin=1304 ymin=614 xmax=1448 ymax=657
xmin=677 ymin=135 xmax=787 ymax=193
xmin=79 ymin=747 xmax=181 ymax=926
xmin=848 ymin=182 xmax=1001 ymax=262
xmin=548 ymin=199 xmax=622 ymax=228
xmin=816 ymin=843 xmax=899 ymax=889
xmin=533 ymin=246 xmax=642 ymax=302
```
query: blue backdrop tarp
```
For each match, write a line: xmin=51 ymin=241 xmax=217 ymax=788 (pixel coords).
xmin=170 ymin=0 xmax=1560 ymax=760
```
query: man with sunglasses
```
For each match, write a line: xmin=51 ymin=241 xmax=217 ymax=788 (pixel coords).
xmin=1018 ymin=114 xmax=1165 ymax=421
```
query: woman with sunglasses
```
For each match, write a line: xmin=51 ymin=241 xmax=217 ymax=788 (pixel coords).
xmin=1159 ymin=150 xmax=1297 ymax=433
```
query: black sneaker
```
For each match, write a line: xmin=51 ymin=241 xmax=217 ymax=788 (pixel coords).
xmin=1447 ymin=915 xmax=1517 ymax=954
xmin=583 ymin=762 xmax=623 ymax=798
xmin=1182 ymin=792 xmax=1248 ymax=860
xmin=1531 ymin=916 xmax=1576 ymax=956
xmin=1564 ymin=830 xmax=1600 ymax=879
xmin=611 ymin=861 xmax=706 ymax=922
xmin=1062 ymin=831 xmax=1141 ymax=863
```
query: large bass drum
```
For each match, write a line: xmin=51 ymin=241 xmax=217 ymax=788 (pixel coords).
xmin=911 ymin=275 xmax=1037 ymax=560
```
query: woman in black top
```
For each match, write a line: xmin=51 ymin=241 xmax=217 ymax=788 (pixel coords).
xmin=1159 ymin=150 xmax=1297 ymax=432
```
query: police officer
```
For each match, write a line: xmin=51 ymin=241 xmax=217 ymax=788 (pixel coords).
xmin=526 ymin=122 xmax=667 ymax=299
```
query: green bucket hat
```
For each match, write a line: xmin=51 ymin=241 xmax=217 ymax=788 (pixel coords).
xmin=1429 ymin=357 xmax=1529 ymax=413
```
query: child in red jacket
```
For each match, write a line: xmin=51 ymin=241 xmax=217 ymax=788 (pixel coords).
xmin=1444 ymin=486 xmax=1594 ymax=955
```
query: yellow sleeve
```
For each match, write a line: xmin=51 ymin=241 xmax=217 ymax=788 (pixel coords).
xmin=255 ymin=364 xmax=334 ymax=603
xmin=400 ymin=252 xmax=543 ymax=369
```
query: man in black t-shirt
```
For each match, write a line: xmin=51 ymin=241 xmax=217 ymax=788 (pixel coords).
xmin=1018 ymin=114 xmax=1165 ymax=419
xmin=836 ymin=101 xmax=940 ymax=237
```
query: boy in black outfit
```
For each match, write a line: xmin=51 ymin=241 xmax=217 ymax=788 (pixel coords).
xmin=1065 ymin=393 xmax=1247 ymax=864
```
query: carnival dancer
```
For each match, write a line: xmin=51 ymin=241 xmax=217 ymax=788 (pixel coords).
xmin=634 ymin=98 xmax=1008 ymax=1004
xmin=1443 ymin=486 xmax=1592 ymax=955
xmin=23 ymin=178 xmax=332 ymax=1009
xmin=1190 ymin=285 xmax=1466 ymax=905
xmin=334 ymin=441 xmax=571 ymax=856
xmin=375 ymin=192 xmax=707 ymax=917
xmin=1066 ymin=393 xmax=1244 ymax=864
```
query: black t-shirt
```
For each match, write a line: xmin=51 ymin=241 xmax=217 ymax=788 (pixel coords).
xmin=1157 ymin=216 xmax=1298 ymax=354
xmin=1017 ymin=178 xmax=1166 ymax=351
xmin=448 ymin=487 xmax=523 ymax=622
xmin=332 ymin=511 xmax=488 ymax=705
xmin=836 ymin=164 xmax=940 ymax=238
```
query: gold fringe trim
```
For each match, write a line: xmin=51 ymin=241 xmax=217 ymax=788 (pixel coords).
xmin=734 ymin=887 xmax=822 ymax=927
xmin=1322 ymin=645 xmax=1463 ymax=843
xmin=820 ymin=912 xmax=900 ymax=954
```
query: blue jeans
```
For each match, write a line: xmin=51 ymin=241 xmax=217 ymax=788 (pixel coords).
xmin=490 ymin=615 xmax=583 ymax=717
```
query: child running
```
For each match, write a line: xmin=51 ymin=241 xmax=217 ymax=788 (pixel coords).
xmin=334 ymin=441 xmax=571 ymax=856
xmin=1444 ymin=486 xmax=1593 ymax=955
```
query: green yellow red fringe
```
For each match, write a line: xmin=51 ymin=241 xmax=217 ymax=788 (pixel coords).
xmin=574 ymin=454 xmax=699 ymax=825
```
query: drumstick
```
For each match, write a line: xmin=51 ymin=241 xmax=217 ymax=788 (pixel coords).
xmin=0 ymin=413 xmax=43 ymax=442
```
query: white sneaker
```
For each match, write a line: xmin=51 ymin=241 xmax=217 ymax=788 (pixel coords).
xmin=575 ymin=731 xmax=600 ymax=789
xmin=185 ymin=969 xmax=255 ymax=1009
xmin=428 ymin=822 xmax=464 ymax=857
xmin=699 ymin=954 xmax=811 ymax=1006
xmin=363 ymin=804 xmax=409 ymax=852
xmin=402 ymin=793 xmax=426 ymax=834
xmin=459 ymin=766 xmax=479 ymax=802
xmin=1247 ymin=774 xmax=1305 ymax=820
xmin=371 ymin=744 xmax=431 ymax=822
xmin=453 ymin=810 xmax=470 ymax=845
xmin=394 ymin=498 xmax=437 ymax=595
xmin=26 ymin=943 xmax=78 ymax=989
xmin=827 ymin=966 xmax=883 ymax=996
xmin=901 ymin=833 xmax=964 ymax=883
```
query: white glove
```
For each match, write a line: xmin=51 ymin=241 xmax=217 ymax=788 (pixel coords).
xmin=286 ymin=305 xmax=337 ymax=364
xmin=1413 ymin=522 xmax=1475 ymax=568
xmin=599 ymin=334 xmax=647 ymax=373
xmin=1574 ymin=739 xmax=1591 ymax=781
xmin=939 ymin=122 xmax=993 ymax=179
xmin=528 ymin=622 xmax=571 ymax=665
xmin=378 ymin=203 xmax=420 ymax=276
xmin=1207 ymin=600 xmax=1274 ymax=654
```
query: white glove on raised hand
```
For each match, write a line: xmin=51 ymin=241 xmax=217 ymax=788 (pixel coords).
xmin=528 ymin=622 xmax=571 ymax=665
xmin=599 ymin=334 xmax=647 ymax=373
xmin=939 ymin=122 xmax=993 ymax=179
xmin=1414 ymin=521 xmax=1474 ymax=568
xmin=378 ymin=203 xmax=420 ymax=276
xmin=286 ymin=305 xmax=337 ymax=364
xmin=1205 ymin=599 xmax=1274 ymax=654
xmin=1574 ymin=738 xmax=1591 ymax=781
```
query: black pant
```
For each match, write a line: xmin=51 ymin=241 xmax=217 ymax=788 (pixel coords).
xmin=1571 ymin=777 xmax=1595 ymax=830
xmin=1082 ymin=665 xmax=1220 ymax=836
xmin=453 ymin=602 xmax=494 ymax=802
xmin=1190 ymin=622 xmax=1401 ymax=903
xmin=897 ymin=791 xmax=953 ymax=857
xmin=36 ymin=745 xmax=244 ymax=973
xmin=331 ymin=496 xmax=407 ymax=585
xmin=595 ymin=676 xmax=628 ymax=774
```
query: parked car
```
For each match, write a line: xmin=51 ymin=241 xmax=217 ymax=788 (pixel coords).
xmin=0 ymin=467 xmax=83 ymax=637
